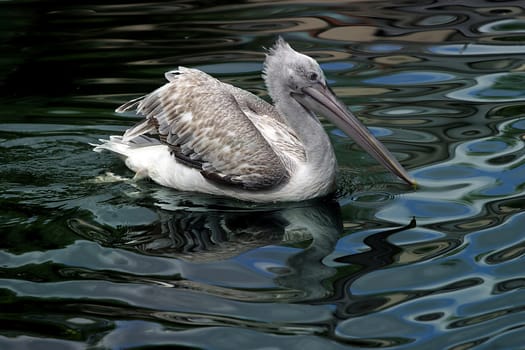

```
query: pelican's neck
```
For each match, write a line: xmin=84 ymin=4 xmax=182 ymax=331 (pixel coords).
xmin=274 ymin=93 xmax=337 ymax=173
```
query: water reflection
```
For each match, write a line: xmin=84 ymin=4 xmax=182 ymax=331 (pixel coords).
xmin=376 ymin=117 xmax=525 ymax=225
xmin=448 ymin=72 xmax=525 ymax=102
xmin=3 ymin=0 xmax=525 ymax=348
xmin=69 ymin=198 xmax=342 ymax=302
xmin=323 ymin=219 xmax=461 ymax=320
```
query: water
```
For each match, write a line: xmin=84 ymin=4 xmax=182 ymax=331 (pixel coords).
xmin=2 ymin=0 xmax=525 ymax=349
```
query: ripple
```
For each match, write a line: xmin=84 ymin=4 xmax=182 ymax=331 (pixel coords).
xmin=4 ymin=1 xmax=525 ymax=349
xmin=335 ymin=313 xmax=419 ymax=346
xmin=320 ymin=26 xmax=455 ymax=43
xmin=493 ymin=278 xmax=525 ymax=293
xmin=388 ymin=197 xmax=474 ymax=221
xmin=95 ymin=323 xmax=348 ymax=350
xmin=466 ymin=139 xmax=511 ymax=154
xmin=362 ymin=43 xmax=404 ymax=53
xmin=321 ymin=61 xmax=355 ymax=72
xmin=417 ymin=15 xmax=459 ymax=27
xmin=364 ymin=71 xmax=456 ymax=86
xmin=195 ymin=62 xmax=262 ymax=74
xmin=414 ymin=311 xmax=445 ymax=322
xmin=350 ymin=191 xmax=395 ymax=206
xmin=447 ymin=305 xmax=524 ymax=329
xmin=479 ymin=19 xmax=525 ymax=33
xmin=375 ymin=105 xmax=461 ymax=119
xmin=485 ymin=241 xmax=525 ymax=265
xmin=448 ymin=73 xmax=525 ymax=102
xmin=215 ymin=17 xmax=328 ymax=34
xmin=429 ymin=44 xmax=525 ymax=55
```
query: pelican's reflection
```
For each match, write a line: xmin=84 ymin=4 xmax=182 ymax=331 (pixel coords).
xmin=70 ymin=193 xmax=344 ymax=301
xmin=138 ymin=199 xmax=341 ymax=301
xmin=120 ymin=199 xmax=340 ymax=260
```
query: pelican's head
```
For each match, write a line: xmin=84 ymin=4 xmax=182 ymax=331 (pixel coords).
xmin=263 ymin=37 xmax=415 ymax=186
xmin=263 ymin=37 xmax=327 ymax=103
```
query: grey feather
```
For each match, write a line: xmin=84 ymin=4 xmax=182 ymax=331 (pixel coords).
xmin=115 ymin=67 xmax=302 ymax=190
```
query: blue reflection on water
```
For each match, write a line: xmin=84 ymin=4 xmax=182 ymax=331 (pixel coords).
xmin=448 ymin=73 xmax=525 ymax=102
xmin=365 ymin=43 xmax=404 ymax=53
xmin=364 ymin=72 xmax=455 ymax=85
xmin=321 ymin=61 xmax=355 ymax=71
xmin=467 ymin=140 xmax=509 ymax=153
xmin=429 ymin=44 xmax=525 ymax=55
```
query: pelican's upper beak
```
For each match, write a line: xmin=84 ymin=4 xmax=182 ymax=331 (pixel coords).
xmin=292 ymin=83 xmax=415 ymax=186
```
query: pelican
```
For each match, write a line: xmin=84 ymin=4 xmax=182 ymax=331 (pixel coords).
xmin=93 ymin=38 xmax=414 ymax=202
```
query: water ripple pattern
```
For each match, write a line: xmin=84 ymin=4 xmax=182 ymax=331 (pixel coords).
xmin=2 ymin=1 xmax=525 ymax=349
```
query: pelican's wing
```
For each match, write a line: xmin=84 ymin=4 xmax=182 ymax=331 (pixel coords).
xmin=116 ymin=67 xmax=291 ymax=190
xmin=227 ymin=85 xmax=307 ymax=170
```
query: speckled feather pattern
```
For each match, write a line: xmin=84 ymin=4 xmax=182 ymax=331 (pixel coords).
xmin=119 ymin=67 xmax=305 ymax=190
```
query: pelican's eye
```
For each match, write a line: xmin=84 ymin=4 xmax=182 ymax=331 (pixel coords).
xmin=308 ymin=72 xmax=318 ymax=81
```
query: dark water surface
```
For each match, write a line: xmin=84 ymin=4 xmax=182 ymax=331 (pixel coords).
xmin=2 ymin=1 xmax=525 ymax=349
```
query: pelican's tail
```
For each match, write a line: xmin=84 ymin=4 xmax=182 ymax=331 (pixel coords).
xmin=91 ymin=135 xmax=166 ymax=180
xmin=91 ymin=135 xmax=161 ymax=158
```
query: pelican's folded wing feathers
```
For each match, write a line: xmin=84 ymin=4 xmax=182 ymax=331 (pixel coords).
xmin=116 ymin=67 xmax=291 ymax=190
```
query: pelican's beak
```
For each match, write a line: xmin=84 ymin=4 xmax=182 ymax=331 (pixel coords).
xmin=293 ymin=83 xmax=415 ymax=186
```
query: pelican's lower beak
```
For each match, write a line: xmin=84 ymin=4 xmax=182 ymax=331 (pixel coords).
xmin=293 ymin=83 xmax=415 ymax=186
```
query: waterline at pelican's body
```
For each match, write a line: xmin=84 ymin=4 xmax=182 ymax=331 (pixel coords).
xmin=93 ymin=38 xmax=414 ymax=202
